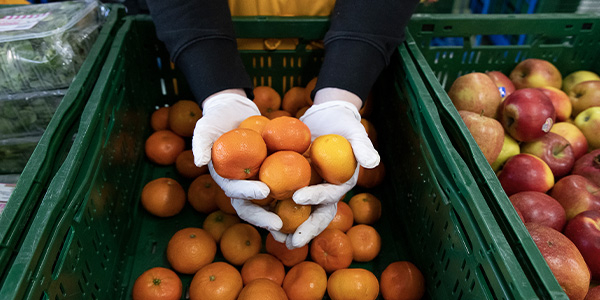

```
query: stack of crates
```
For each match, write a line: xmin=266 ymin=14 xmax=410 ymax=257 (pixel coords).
xmin=0 ymin=14 xmax=574 ymax=299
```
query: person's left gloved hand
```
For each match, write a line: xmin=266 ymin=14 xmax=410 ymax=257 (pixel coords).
xmin=271 ymin=89 xmax=380 ymax=249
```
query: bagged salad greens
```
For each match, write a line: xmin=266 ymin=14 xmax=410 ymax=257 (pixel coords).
xmin=0 ymin=89 xmax=66 ymax=139
xmin=0 ymin=1 xmax=109 ymax=94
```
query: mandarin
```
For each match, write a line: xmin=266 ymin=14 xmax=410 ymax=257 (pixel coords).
xmin=304 ymin=77 xmax=318 ymax=106
xmin=359 ymin=92 xmax=375 ymax=118
xmin=189 ymin=261 xmax=243 ymax=300
xmin=238 ymin=115 xmax=271 ymax=134
xmin=166 ymin=227 xmax=216 ymax=275
xmin=360 ymin=117 xmax=378 ymax=147
xmin=132 ymin=267 xmax=182 ymax=300
xmin=212 ymin=128 xmax=267 ymax=180
xmin=215 ymin=186 xmax=237 ymax=215
xmin=327 ymin=268 xmax=379 ymax=300
xmin=265 ymin=233 xmax=308 ymax=267
xmin=175 ymin=150 xmax=208 ymax=179
xmin=259 ymin=151 xmax=312 ymax=200
xmin=282 ymin=261 xmax=327 ymax=300
xmin=253 ymin=86 xmax=282 ymax=116
xmin=220 ymin=223 xmax=262 ymax=266
xmin=238 ymin=278 xmax=288 ymax=300
xmin=150 ymin=106 xmax=170 ymax=131
xmin=307 ymin=157 xmax=324 ymax=185
xmin=348 ymin=193 xmax=382 ymax=225
xmin=295 ymin=105 xmax=311 ymax=119
xmin=310 ymin=228 xmax=353 ymax=273
xmin=251 ymin=194 xmax=275 ymax=206
xmin=273 ymin=199 xmax=312 ymax=234
xmin=326 ymin=201 xmax=354 ymax=232
xmin=262 ymin=116 xmax=311 ymax=153
xmin=346 ymin=224 xmax=381 ymax=262
xmin=357 ymin=162 xmax=386 ymax=189
xmin=380 ymin=261 xmax=426 ymax=300
xmin=266 ymin=109 xmax=293 ymax=119
xmin=282 ymin=86 xmax=308 ymax=116
xmin=168 ymin=99 xmax=202 ymax=137
xmin=140 ymin=177 xmax=186 ymax=218
xmin=145 ymin=130 xmax=185 ymax=165
xmin=241 ymin=253 xmax=286 ymax=286
xmin=309 ymin=134 xmax=357 ymax=184
xmin=187 ymin=174 xmax=219 ymax=214
xmin=202 ymin=210 xmax=241 ymax=242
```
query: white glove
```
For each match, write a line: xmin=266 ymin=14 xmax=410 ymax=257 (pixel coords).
xmin=270 ymin=202 xmax=338 ymax=249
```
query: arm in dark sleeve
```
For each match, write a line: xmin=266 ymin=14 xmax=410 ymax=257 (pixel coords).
xmin=313 ymin=0 xmax=420 ymax=103
xmin=146 ymin=0 xmax=253 ymax=104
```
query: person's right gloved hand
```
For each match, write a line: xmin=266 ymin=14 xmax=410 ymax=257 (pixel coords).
xmin=192 ymin=90 xmax=283 ymax=232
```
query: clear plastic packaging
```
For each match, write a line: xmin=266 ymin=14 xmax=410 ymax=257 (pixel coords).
xmin=0 ymin=89 xmax=66 ymax=139
xmin=0 ymin=134 xmax=41 ymax=174
xmin=0 ymin=1 xmax=109 ymax=94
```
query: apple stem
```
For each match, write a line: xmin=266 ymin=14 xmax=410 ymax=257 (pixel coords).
xmin=594 ymin=155 xmax=600 ymax=169
xmin=480 ymin=110 xmax=485 ymax=117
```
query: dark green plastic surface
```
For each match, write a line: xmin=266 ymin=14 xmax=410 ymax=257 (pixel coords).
xmin=0 ymin=14 xmax=567 ymax=300
xmin=405 ymin=13 xmax=600 ymax=300
xmin=0 ymin=3 xmax=126 ymax=292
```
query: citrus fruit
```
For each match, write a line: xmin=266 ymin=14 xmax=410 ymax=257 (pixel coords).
xmin=308 ymin=158 xmax=324 ymax=185
xmin=309 ymin=134 xmax=357 ymax=184
xmin=132 ymin=267 xmax=182 ymax=300
xmin=187 ymin=174 xmax=219 ymax=214
xmin=380 ymin=261 xmax=426 ymax=300
xmin=251 ymin=194 xmax=275 ymax=206
xmin=295 ymin=105 xmax=311 ymax=119
xmin=282 ymin=86 xmax=308 ymax=116
xmin=326 ymin=201 xmax=354 ymax=232
xmin=202 ymin=210 xmax=241 ymax=242
xmin=273 ymin=199 xmax=312 ymax=234
xmin=346 ymin=224 xmax=381 ymax=262
xmin=140 ymin=177 xmax=186 ymax=217
xmin=166 ymin=227 xmax=216 ymax=274
xmin=282 ymin=261 xmax=327 ymax=300
xmin=266 ymin=109 xmax=293 ymax=119
xmin=327 ymin=268 xmax=379 ymax=300
xmin=212 ymin=128 xmax=268 ymax=180
xmin=262 ymin=116 xmax=311 ymax=153
xmin=253 ymin=86 xmax=282 ymax=116
xmin=241 ymin=253 xmax=286 ymax=286
xmin=145 ymin=130 xmax=186 ymax=165
xmin=189 ymin=261 xmax=243 ymax=300
xmin=348 ymin=193 xmax=382 ymax=225
xmin=175 ymin=150 xmax=208 ymax=179
xmin=167 ymin=99 xmax=202 ymax=137
xmin=238 ymin=278 xmax=288 ymax=300
xmin=265 ymin=233 xmax=308 ymax=267
xmin=150 ymin=106 xmax=170 ymax=131
xmin=310 ymin=228 xmax=353 ymax=273
xmin=360 ymin=92 xmax=375 ymax=118
xmin=304 ymin=77 xmax=317 ymax=106
xmin=356 ymin=162 xmax=386 ymax=188
xmin=259 ymin=151 xmax=312 ymax=200
xmin=215 ymin=186 xmax=237 ymax=215
xmin=220 ymin=223 xmax=262 ymax=266
xmin=360 ymin=117 xmax=378 ymax=147
xmin=238 ymin=115 xmax=270 ymax=134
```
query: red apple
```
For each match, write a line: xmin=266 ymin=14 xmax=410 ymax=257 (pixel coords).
xmin=499 ymin=88 xmax=556 ymax=142
xmin=550 ymin=174 xmax=600 ymax=220
xmin=486 ymin=70 xmax=516 ymax=99
xmin=448 ymin=72 xmax=502 ymax=118
xmin=584 ymin=285 xmax=600 ymax=300
xmin=509 ymin=58 xmax=562 ymax=90
xmin=497 ymin=153 xmax=555 ymax=196
xmin=572 ymin=149 xmax=600 ymax=187
xmin=568 ymin=80 xmax=600 ymax=117
xmin=459 ymin=110 xmax=504 ymax=164
xmin=526 ymin=223 xmax=590 ymax=300
xmin=509 ymin=191 xmax=566 ymax=231
xmin=550 ymin=122 xmax=589 ymax=160
xmin=563 ymin=210 xmax=600 ymax=280
xmin=520 ymin=132 xmax=575 ymax=178
xmin=537 ymin=86 xmax=572 ymax=122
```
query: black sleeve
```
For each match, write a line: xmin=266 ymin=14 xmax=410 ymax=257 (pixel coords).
xmin=313 ymin=0 xmax=420 ymax=103
xmin=145 ymin=0 xmax=253 ymax=104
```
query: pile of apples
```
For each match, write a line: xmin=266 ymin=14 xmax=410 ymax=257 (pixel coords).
xmin=448 ymin=58 xmax=600 ymax=300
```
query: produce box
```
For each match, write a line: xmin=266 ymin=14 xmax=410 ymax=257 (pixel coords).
xmin=0 ymin=0 xmax=108 ymax=94
xmin=0 ymin=89 xmax=66 ymax=139
xmin=405 ymin=13 xmax=600 ymax=299
xmin=0 ymin=2 xmax=125 ymax=292
xmin=0 ymin=15 xmax=563 ymax=299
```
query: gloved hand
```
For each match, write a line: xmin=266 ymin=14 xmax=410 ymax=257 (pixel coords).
xmin=192 ymin=91 xmax=282 ymax=232
xmin=271 ymin=91 xmax=380 ymax=249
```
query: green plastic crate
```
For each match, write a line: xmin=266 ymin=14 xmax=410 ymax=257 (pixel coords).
xmin=0 ymin=3 xmax=125 ymax=291
xmin=405 ymin=13 xmax=600 ymax=299
xmin=0 ymin=15 xmax=565 ymax=300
